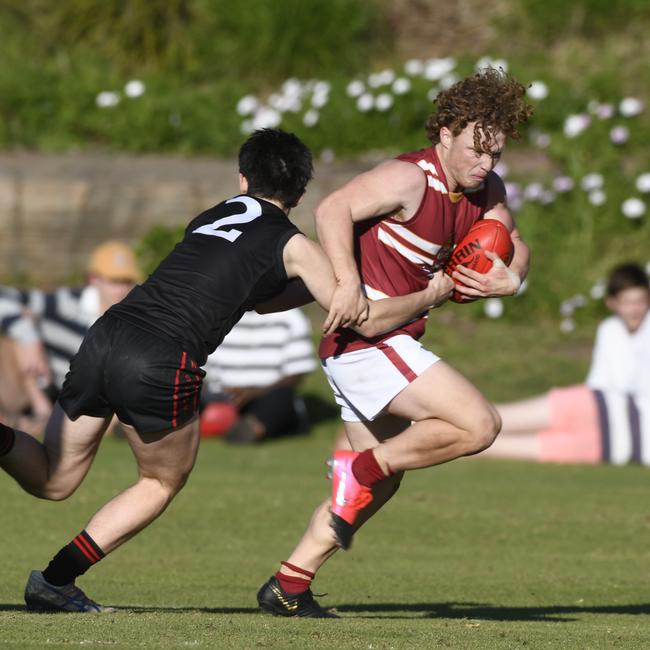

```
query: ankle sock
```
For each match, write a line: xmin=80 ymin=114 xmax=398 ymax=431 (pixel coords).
xmin=351 ymin=448 xmax=391 ymax=488
xmin=43 ymin=530 xmax=106 ymax=586
xmin=0 ymin=423 xmax=16 ymax=457
xmin=276 ymin=561 xmax=314 ymax=594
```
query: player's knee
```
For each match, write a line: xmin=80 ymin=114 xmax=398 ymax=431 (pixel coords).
xmin=466 ymin=409 xmax=501 ymax=454
xmin=34 ymin=482 xmax=78 ymax=502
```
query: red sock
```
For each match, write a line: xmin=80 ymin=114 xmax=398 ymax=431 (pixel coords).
xmin=276 ymin=561 xmax=314 ymax=594
xmin=351 ymin=448 xmax=391 ymax=488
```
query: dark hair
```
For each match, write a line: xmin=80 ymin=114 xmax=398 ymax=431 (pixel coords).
xmin=238 ymin=128 xmax=313 ymax=209
xmin=425 ymin=68 xmax=533 ymax=151
xmin=606 ymin=262 xmax=650 ymax=297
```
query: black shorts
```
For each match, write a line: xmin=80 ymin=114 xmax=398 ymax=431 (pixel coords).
xmin=59 ymin=314 xmax=205 ymax=433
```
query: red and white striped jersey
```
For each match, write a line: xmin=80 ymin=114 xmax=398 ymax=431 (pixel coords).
xmin=319 ymin=146 xmax=490 ymax=359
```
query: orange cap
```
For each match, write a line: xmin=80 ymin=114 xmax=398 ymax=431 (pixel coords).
xmin=87 ymin=241 xmax=142 ymax=282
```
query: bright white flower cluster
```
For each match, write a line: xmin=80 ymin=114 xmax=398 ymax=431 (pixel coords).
xmin=237 ymin=79 xmax=331 ymax=134
xmin=96 ymin=80 xmax=146 ymax=108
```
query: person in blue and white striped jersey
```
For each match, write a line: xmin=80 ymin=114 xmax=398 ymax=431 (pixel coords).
xmin=0 ymin=241 xmax=141 ymax=432
xmin=201 ymin=307 xmax=317 ymax=443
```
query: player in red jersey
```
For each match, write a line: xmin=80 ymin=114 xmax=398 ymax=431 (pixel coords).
xmin=257 ymin=69 xmax=534 ymax=617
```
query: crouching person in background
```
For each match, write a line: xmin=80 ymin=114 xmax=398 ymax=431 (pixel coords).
xmin=200 ymin=308 xmax=317 ymax=443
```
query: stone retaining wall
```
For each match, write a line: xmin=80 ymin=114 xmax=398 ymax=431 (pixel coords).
xmin=0 ymin=152 xmax=366 ymax=284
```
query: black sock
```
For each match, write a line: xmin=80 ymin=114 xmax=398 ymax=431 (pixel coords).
xmin=42 ymin=530 xmax=106 ymax=586
xmin=0 ymin=423 xmax=16 ymax=457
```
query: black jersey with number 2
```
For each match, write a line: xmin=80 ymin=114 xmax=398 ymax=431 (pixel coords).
xmin=110 ymin=195 xmax=301 ymax=365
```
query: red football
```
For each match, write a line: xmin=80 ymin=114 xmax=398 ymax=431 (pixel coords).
xmin=200 ymin=401 xmax=239 ymax=437
xmin=444 ymin=219 xmax=514 ymax=303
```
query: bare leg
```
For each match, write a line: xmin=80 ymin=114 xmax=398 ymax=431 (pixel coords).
xmin=83 ymin=419 xmax=200 ymax=553
xmin=373 ymin=361 xmax=501 ymax=472
xmin=282 ymin=415 xmax=408 ymax=575
xmin=481 ymin=432 xmax=540 ymax=460
xmin=495 ymin=393 xmax=551 ymax=434
xmin=1 ymin=402 xmax=111 ymax=500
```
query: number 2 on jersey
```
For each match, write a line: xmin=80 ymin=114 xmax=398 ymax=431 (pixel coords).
xmin=192 ymin=196 xmax=262 ymax=242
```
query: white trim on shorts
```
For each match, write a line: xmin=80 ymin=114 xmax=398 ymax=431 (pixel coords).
xmin=321 ymin=334 xmax=440 ymax=422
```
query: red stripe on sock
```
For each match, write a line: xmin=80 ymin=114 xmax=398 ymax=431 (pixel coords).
xmin=72 ymin=537 xmax=98 ymax=563
xmin=281 ymin=561 xmax=315 ymax=579
xmin=75 ymin=534 xmax=101 ymax=563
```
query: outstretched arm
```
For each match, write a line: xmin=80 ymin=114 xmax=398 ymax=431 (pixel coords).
xmin=280 ymin=234 xmax=452 ymax=337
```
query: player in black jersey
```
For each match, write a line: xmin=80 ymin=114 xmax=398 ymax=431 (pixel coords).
xmin=0 ymin=128 xmax=451 ymax=613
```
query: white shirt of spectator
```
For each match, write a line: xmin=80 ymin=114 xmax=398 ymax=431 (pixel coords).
xmin=203 ymin=308 xmax=317 ymax=392
xmin=586 ymin=312 xmax=650 ymax=398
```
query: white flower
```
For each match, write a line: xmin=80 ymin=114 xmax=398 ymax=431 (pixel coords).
xmin=527 ymin=81 xmax=548 ymax=100
xmin=533 ymin=132 xmax=551 ymax=148
xmin=427 ymin=87 xmax=439 ymax=102
xmin=484 ymin=298 xmax=504 ymax=319
xmin=621 ymin=197 xmax=646 ymax=219
xmin=564 ymin=113 xmax=591 ymax=138
xmin=609 ymin=125 xmax=629 ymax=144
xmin=368 ymin=73 xmax=384 ymax=88
xmin=392 ymin=77 xmax=411 ymax=95
xmin=281 ymin=79 xmax=303 ymax=98
xmin=560 ymin=300 xmax=574 ymax=317
xmin=252 ymin=106 xmax=281 ymax=129
xmin=375 ymin=93 xmax=393 ymax=112
xmin=96 ymin=91 xmax=120 ymax=108
xmin=580 ymin=173 xmax=604 ymax=191
xmin=404 ymin=59 xmax=424 ymax=76
xmin=524 ymin=182 xmax=544 ymax=201
xmin=312 ymin=81 xmax=331 ymax=96
xmin=311 ymin=91 xmax=329 ymax=109
xmin=493 ymin=161 xmax=509 ymax=178
xmin=560 ymin=318 xmax=576 ymax=333
xmin=320 ymin=148 xmax=335 ymax=164
xmin=346 ymin=80 xmax=365 ymax=97
xmin=588 ymin=190 xmax=606 ymax=206
xmin=635 ymin=173 xmax=650 ymax=193
xmin=552 ymin=176 xmax=574 ymax=193
xmin=378 ymin=69 xmax=395 ymax=86
xmin=572 ymin=294 xmax=587 ymax=308
xmin=597 ymin=103 xmax=615 ymax=119
xmin=236 ymin=95 xmax=259 ymax=116
xmin=590 ymin=282 xmax=606 ymax=300
xmin=302 ymin=109 xmax=319 ymax=128
xmin=356 ymin=93 xmax=374 ymax=112
xmin=124 ymin=80 xmax=145 ymax=98
xmin=439 ymin=73 xmax=458 ymax=90
xmin=424 ymin=57 xmax=456 ymax=81
xmin=619 ymin=97 xmax=644 ymax=117
xmin=240 ymin=119 xmax=254 ymax=135
xmin=491 ymin=59 xmax=509 ymax=72
xmin=540 ymin=190 xmax=556 ymax=205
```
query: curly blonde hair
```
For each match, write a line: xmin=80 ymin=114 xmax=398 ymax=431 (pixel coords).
xmin=425 ymin=68 xmax=533 ymax=150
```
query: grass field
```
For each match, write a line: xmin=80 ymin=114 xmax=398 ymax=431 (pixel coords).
xmin=2 ymin=313 xmax=649 ymax=649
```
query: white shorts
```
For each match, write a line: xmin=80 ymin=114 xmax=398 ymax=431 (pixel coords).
xmin=321 ymin=334 xmax=440 ymax=422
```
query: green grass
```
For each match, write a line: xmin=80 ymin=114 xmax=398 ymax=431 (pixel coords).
xmin=2 ymin=312 xmax=649 ymax=648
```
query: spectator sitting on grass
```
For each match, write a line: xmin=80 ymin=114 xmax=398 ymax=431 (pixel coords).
xmin=0 ymin=241 xmax=142 ymax=433
xmin=482 ymin=262 xmax=650 ymax=465
xmin=200 ymin=308 xmax=317 ymax=444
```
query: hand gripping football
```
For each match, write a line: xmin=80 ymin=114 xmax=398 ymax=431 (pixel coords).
xmin=444 ymin=219 xmax=514 ymax=303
